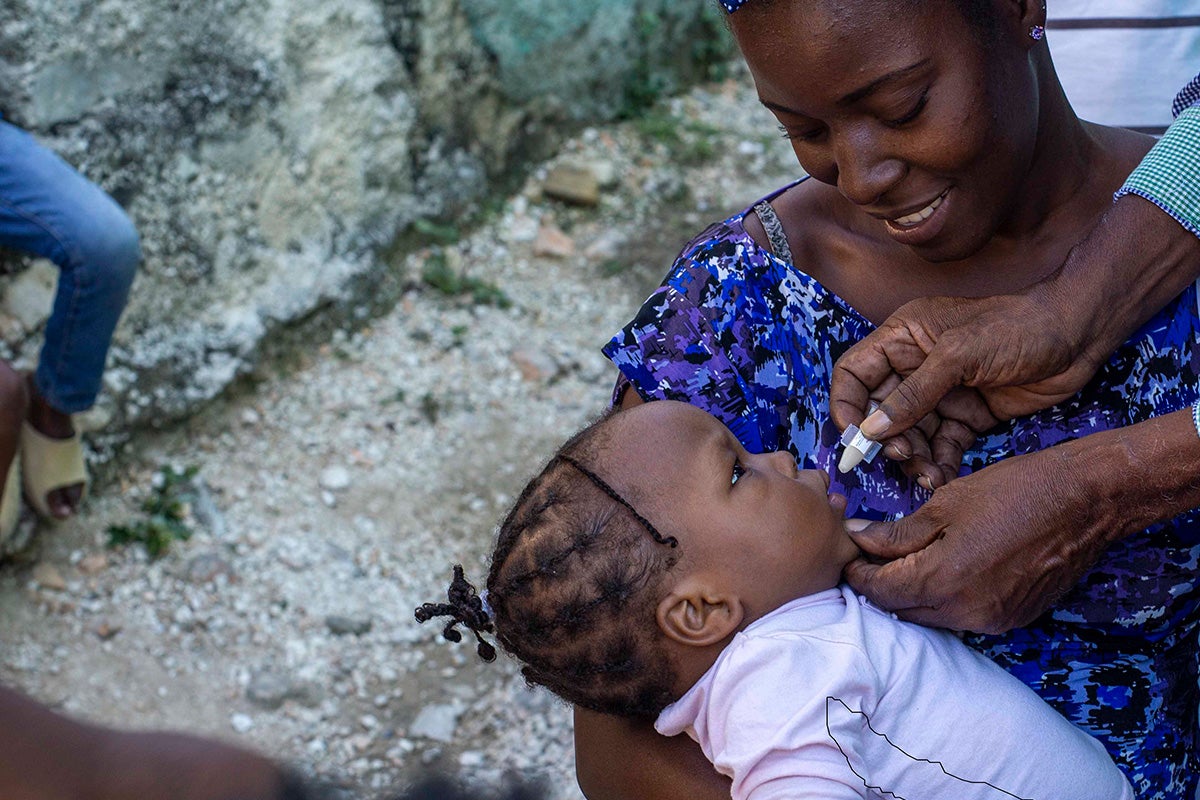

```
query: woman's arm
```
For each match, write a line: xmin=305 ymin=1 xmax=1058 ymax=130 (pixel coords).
xmin=574 ymin=708 xmax=730 ymax=800
xmin=845 ymin=406 xmax=1200 ymax=633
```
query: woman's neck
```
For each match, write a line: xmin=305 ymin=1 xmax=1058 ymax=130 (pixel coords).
xmin=989 ymin=52 xmax=1098 ymax=245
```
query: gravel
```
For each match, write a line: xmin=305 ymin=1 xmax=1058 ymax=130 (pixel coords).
xmin=0 ymin=66 xmax=797 ymax=798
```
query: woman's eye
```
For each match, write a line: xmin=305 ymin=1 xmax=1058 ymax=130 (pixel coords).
xmin=731 ymin=460 xmax=746 ymax=486
xmin=777 ymin=123 xmax=825 ymax=143
xmin=884 ymin=92 xmax=929 ymax=128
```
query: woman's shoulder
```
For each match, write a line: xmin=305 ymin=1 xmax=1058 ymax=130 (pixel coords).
xmin=1086 ymin=122 xmax=1156 ymax=186
xmin=671 ymin=178 xmax=859 ymax=282
xmin=736 ymin=178 xmax=860 ymax=263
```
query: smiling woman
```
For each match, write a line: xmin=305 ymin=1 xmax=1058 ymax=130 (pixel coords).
xmin=583 ymin=0 xmax=1200 ymax=797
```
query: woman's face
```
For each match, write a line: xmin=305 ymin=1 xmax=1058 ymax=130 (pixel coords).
xmin=731 ymin=0 xmax=1041 ymax=262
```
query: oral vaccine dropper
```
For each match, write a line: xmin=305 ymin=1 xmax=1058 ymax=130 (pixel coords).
xmin=838 ymin=402 xmax=883 ymax=473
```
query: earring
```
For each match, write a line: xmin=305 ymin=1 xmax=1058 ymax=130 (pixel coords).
xmin=1028 ymin=24 xmax=1045 ymax=41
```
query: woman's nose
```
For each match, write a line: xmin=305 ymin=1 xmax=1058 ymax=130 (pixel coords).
xmin=832 ymin=128 xmax=905 ymax=207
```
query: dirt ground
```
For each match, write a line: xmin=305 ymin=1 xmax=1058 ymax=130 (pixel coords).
xmin=0 ymin=67 xmax=797 ymax=799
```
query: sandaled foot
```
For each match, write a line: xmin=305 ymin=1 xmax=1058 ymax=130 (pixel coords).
xmin=0 ymin=455 xmax=20 ymax=544
xmin=23 ymin=376 xmax=88 ymax=520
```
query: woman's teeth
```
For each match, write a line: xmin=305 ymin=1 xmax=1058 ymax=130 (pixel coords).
xmin=892 ymin=193 xmax=944 ymax=227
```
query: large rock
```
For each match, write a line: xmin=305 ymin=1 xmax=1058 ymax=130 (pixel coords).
xmin=0 ymin=0 xmax=730 ymax=445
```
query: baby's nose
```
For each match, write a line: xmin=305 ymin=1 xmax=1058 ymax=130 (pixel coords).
xmin=763 ymin=449 xmax=798 ymax=476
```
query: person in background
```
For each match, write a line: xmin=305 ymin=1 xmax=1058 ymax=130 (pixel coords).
xmin=0 ymin=116 xmax=140 ymax=533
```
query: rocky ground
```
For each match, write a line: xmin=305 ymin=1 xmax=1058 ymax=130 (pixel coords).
xmin=0 ymin=66 xmax=796 ymax=799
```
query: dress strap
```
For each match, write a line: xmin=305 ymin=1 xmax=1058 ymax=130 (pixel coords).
xmin=752 ymin=201 xmax=792 ymax=263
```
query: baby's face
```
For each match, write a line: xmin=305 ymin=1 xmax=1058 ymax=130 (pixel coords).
xmin=605 ymin=401 xmax=860 ymax=620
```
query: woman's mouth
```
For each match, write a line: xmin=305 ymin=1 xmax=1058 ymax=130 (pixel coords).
xmin=891 ymin=192 xmax=945 ymax=227
xmin=883 ymin=189 xmax=951 ymax=246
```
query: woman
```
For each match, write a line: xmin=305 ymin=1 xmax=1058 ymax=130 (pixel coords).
xmin=580 ymin=0 xmax=1200 ymax=797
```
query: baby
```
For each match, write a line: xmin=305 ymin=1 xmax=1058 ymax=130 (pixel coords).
xmin=418 ymin=400 xmax=1133 ymax=799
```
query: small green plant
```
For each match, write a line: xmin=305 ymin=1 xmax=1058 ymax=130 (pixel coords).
xmin=412 ymin=218 xmax=461 ymax=245
xmin=633 ymin=112 xmax=722 ymax=165
xmin=421 ymin=252 xmax=513 ymax=309
xmin=599 ymin=258 xmax=631 ymax=278
xmin=107 ymin=465 xmax=199 ymax=558
xmin=420 ymin=392 xmax=441 ymax=424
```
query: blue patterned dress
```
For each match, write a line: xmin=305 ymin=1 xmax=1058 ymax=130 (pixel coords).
xmin=604 ymin=180 xmax=1200 ymax=799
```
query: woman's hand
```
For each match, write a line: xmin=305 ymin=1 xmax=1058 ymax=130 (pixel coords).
xmin=831 ymin=288 xmax=1094 ymax=486
xmin=844 ymin=408 xmax=1200 ymax=633
xmin=843 ymin=440 xmax=1115 ymax=634
xmin=831 ymin=194 xmax=1200 ymax=481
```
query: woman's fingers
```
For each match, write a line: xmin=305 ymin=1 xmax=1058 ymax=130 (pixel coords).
xmin=929 ymin=417 xmax=976 ymax=480
xmin=844 ymin=446 xmax=1112 ymax=634
xmin=845 ymin=515 xmax=942 ymax=562
xmin=830 ymin=323 xmax=938 ymax=433
xmin=860 ymin=353 xmax=966 ymax=440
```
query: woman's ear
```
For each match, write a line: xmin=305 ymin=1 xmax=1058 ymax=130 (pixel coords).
xmin=656 ymin=577 xmax=744 ymax=648
xmin=998 ymin=0 xmax=1047 ymax=48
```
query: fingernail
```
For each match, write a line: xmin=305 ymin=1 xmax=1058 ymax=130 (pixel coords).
xmin=917 ymin=475 xmax=934 ymax=491
xmin=860 ymin=410 xmax=891 ymax=439
xmin=884 ymin=443 xmax=910 ymax=461
xmin=844 ymin=518 xmax=872 ymax=532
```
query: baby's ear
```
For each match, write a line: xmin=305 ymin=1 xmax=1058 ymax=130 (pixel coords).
xmin=656 ymin=576 xmax=743 ymax=648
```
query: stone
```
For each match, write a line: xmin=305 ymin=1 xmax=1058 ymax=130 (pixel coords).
xmin=583 ymin=230 xmax=624 ymax=262
xmin=32 ymin=563 xmax=67 ymax=591
xmin=510 ymin=349 xmax=558 ymax=382
xmin=2 ymin=260 xmax=58 ymax=332
xmin=246 ymin=669 xmax=295 ymax=711
xmin=93 ymin=621 xmax=122 ymax=641
xmin=532 ymin=224 xmax=575 ymax=259
xmin=326 ymin=615 xmax=372 ymax=636
xmin=0 ymin=0 xmax=725 ymax=440
xmin=542 ymin=164 xmax=600 ymax=206
xmin=230 ymin=713 xmax=254 ymax=733
xmin=77 ymin=553 xmax=108 ymax=576
xmin=184 ymin=553 xmax=234 ymax=585
xmin=409 ymin=701 xmax=463 ymax=743
xmin=319 ymin=465 xmax=352 ymax=492
xmin=190 ymin=481 xmax=228 ymax=540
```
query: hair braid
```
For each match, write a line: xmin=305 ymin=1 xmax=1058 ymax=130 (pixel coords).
xmin=557 ymin=454 xmax=677 ymax=548
xmin=415 ymin=564 xmax=497 ymax=662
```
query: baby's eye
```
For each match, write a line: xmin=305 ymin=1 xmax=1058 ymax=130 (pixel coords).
xmin=731 ymin=460 xmax=746 ymax=486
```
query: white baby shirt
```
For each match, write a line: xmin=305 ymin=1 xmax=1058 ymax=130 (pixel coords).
xmin=655 ymin=585 xmax=1134 ymax=800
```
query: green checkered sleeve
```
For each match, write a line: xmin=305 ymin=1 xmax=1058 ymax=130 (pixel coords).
xmin=1116 ymin=105 xmax=1200 ymax=239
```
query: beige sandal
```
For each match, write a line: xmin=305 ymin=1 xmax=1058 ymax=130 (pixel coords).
xmin=0 ymin=453 xmax=20 ymax=545
xmin=20 ymin=421 xmax=89 ymax=519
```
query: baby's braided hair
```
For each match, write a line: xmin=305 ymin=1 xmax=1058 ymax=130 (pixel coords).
xmin=556 ymin=454 xmax=677 ymax=549
xmin=415 ymin=409 xmax=682 ymax=718
xmin=414 ymin=564 xmax=496 ymax=661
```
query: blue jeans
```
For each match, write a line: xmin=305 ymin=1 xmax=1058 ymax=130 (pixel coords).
xmin=0 ymin=120 xmax=139 ymax=414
